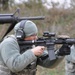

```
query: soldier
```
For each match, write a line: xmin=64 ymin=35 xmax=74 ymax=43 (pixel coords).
xmin=65 ymin=45 xmax=75 ymax=75
xmin=0 ymin=20 xmax=70 ymax=75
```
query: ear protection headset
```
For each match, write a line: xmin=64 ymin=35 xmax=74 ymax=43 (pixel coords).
xmin=16 ymin=20 xmax=27 ymax=40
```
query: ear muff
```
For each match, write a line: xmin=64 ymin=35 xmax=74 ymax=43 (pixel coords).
xmin=16 ymin=20 xmax=27 ymax=40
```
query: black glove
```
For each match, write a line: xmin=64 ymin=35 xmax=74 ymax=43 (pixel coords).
xmin=57 ymin=44 xmax=71 ymax=56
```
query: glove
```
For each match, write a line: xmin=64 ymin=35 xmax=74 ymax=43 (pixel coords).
xmin=57 ymin=44 xmax=71 ymax=56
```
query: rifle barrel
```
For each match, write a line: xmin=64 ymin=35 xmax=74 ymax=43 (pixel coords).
xmin=19 ymin=16 xmax=45 ymax=20
xmin=0 ymin=16 xmax=45 ymax=24
xmin=0 ymin=17 xmax=15 ymax=24
xmin=0 ymin=14 xmax=13 ymax=16
xmin=55 ymin=38 xmax=75 ymax=44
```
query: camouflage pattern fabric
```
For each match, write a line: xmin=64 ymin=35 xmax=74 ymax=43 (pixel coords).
xmin=11 ymin=68 xmax=37 ymax=75
xmin=11 ymin=59 xmax=37 ymax=75
xmin=0 ymin=65 xmax=11 ymax=75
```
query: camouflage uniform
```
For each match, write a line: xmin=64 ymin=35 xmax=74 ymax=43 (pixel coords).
xmin=11 ymin=59 xmax=37 ymax=75
xmin=65 ymin=45 xmax=75 ymax=75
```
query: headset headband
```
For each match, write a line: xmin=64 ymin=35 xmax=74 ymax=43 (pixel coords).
xmin=20 ymin=20 xmax=27 ymax=30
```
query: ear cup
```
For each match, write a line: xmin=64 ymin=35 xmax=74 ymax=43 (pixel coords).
xmin=16 ymin=29 xmax=25 ymax=40
xmin=16 ymin=20 xmax=27 ymax=40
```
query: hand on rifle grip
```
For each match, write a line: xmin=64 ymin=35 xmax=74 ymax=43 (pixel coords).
xmin=57 ymin=44 xmax=71 ymax=56
xmin=31 ymin=46 xmax=45 ymax=56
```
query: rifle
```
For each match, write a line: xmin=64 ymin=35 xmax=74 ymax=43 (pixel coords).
xmin=0 ymin=9 xmax=45 ymax=24
xmin=0 ymin=9 xmax=45 ymax=40
xmin=0 ymin=14 xmax=45 ymax=24
xmin=18 ymin=31 xmax=74 ymax=61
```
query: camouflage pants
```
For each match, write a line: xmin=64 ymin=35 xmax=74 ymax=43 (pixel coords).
xmin=65 ymin=71 xmax=75 ymax=75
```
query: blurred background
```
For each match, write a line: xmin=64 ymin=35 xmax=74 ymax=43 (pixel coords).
xmin=0 ymin=0 xmax=75 ymax=75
